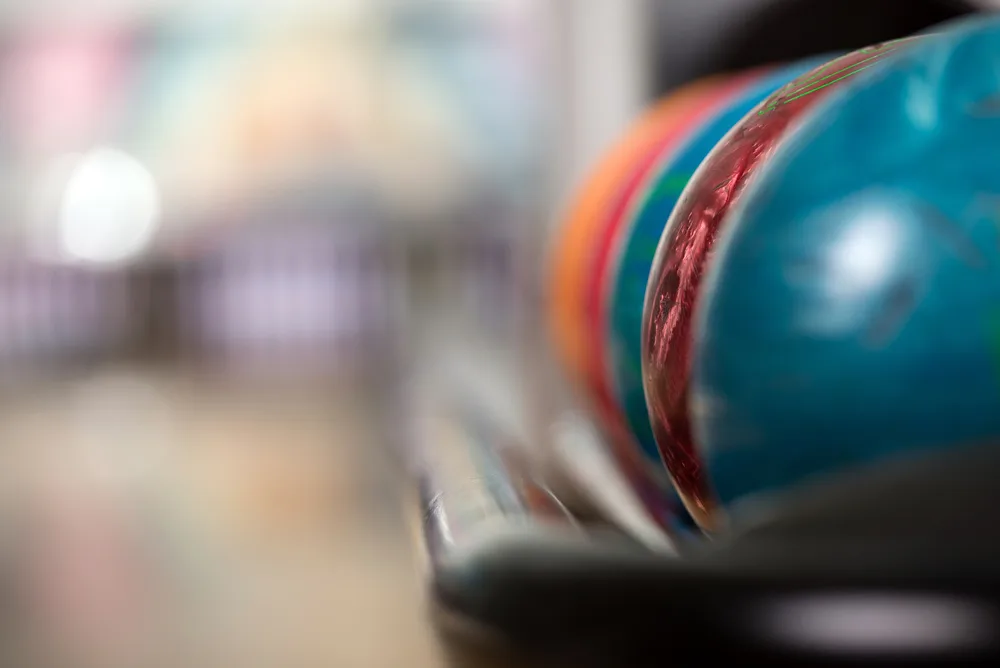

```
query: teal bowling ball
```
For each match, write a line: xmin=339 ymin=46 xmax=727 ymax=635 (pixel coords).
xmin=691 ymin=15 xmax=1000 ymax=531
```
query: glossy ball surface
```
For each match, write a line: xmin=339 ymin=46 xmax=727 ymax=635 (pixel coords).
xmin=547 ymin=77 xmax=724 ymax=405
xmin=546 ymin=75 xmax=739 ymax=535
xmin=573 ymin=77 xmax=738 ymax=451
xmin=601 ymin=63 xmax=820 ymax=475
xmin=692 ymin=16 xmax=1000 ymax=530
xmin=642 ymin=40 xmax=917 ymax=530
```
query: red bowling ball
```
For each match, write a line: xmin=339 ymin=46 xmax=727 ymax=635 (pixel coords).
xmin=641 ymin=39 xmax=916 ymax=529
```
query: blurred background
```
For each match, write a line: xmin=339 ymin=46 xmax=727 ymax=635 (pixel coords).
xmin=0 ymin=2 xmax=609 ymax=666
xmin=0 ymin=1 xmax=989 ymax=666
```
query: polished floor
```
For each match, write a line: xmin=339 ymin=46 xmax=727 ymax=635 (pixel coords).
xmin=0 ymin=366 xmax=448 ymax=668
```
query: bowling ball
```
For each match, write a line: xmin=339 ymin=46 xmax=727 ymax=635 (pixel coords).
xmin=641 ymin=39 xmax=918 ymax=530
xmin=549 ymin=58 xmax=857 ymax=537
xmin=549 ymin=67 xmax=821 ymax=536
xmin=585 ymin=69 xmax=781 ymax=462
xmin=599 ymin=59 xmax=826 ymax=479
xmin=548 ymin=75 xmax=743 ymax=535
xmin=691 ymin=15 xmax=1000 ymax=532
xmin=547 ymin=75 xmax=728 ymax=420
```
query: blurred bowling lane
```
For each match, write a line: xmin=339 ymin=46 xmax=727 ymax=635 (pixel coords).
xmin=0 ymin=366 xmax=445 ymax=668
xmin=0 ymin=5 xmax=558 ymax=666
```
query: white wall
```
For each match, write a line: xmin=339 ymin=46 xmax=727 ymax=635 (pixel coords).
xmin=544 ymin=0 xmax=652 ymax=231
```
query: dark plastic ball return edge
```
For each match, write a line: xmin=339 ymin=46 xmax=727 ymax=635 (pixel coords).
xmin=427 ymin=443 xmax=1000 ymax=667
